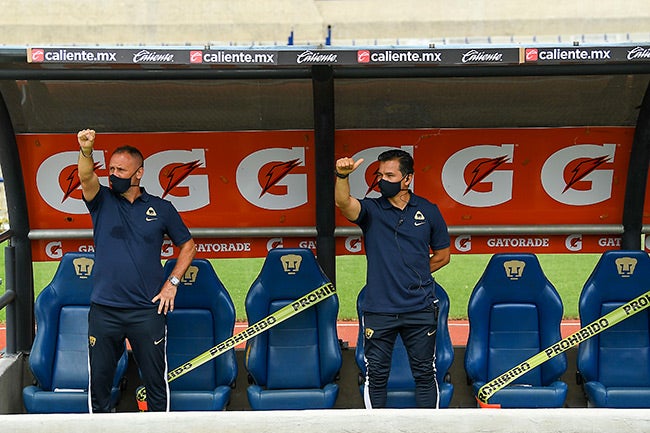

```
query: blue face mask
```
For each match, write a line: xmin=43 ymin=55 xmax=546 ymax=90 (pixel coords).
xmin=110 ymin=167 xmax=140 ymax=194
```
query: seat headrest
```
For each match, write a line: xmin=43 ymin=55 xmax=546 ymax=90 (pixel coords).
xmin=582 ymin=250 xmax=650 ymax=301
xmin=473 ymin=253 xmax=555 ymax=304
xmin=254 ymin=248 xmax=330 ymax=298
xmin=164 ymin=258 xmax=231 ymax=309
xmin=43 ymin=252 xmax=96 ymax=305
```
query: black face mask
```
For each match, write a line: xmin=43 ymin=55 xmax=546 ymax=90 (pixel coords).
xmin=378 ymin=179 xmax=402 ymax=198
xmin=110 ymin=167 xmax=140 ymax=194
xmin=378 ymin=175 xmax=408 ymax=198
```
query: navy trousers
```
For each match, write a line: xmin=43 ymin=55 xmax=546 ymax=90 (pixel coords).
xmin=362 ymin=302 xmax=439 ymax=408
xmin=88 ymin=303 xmax=168 ymax=412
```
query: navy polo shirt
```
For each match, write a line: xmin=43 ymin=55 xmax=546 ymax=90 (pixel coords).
xmin=85 ymin=186 xmax=192 ymax=308
xmin=354 ymin=193 xmax=450 ymax=314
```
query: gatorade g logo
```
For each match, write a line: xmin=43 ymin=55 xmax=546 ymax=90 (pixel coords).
xmin=46 ymin=241 xmax=64 ymax=259
xmin=345 ymin=236 xmax=362 ymax=253
xmin=503 ymin=260 xmax=525 ymax=280
xmin=73 ymin=257 xmax=94 ymax=279
xmin=281 ymin=254 xmax=302 ymax=275
xmin=541 ymin=144 xmax=615 ymax=205
xmin=565 ymin=234 xmax=583 ymax=252
xmin=236 ymin=147 xmax=307 ymax=210
xmin=455 ymin=235 xmax=472 ymax=253
xmin=142 ymin=149 xmax=208 ymax=212
xmin=615 ymin=257 xmax=637 ymax=278
xmin=181 ymin=265 xmax=199 ymax=285
xmin=161 ymin=239 xmax=174 ymax=258
xmin=442 ymin=144 xmax=514 ymax=207
xmin=267 ymin=238 xmax=284 ymax=250
xmin=37 ymin=151 xmax=107 ymax=214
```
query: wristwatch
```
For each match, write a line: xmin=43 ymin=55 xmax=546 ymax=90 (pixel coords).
xmin=168 ymin=275 xmax=180 ymax=286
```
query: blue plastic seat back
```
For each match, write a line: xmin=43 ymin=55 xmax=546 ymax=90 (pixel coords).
xmin=52 ymin=306 xmax=92 ymax=389
xmin=465 ymin=253 xmax=566 ymax=387
xmin=164 ymin=259 xmax=237 ymax=392
xmin=245 ymin=248 xmax=342 ymax=391
xmin=488 ymin=303 xmax=543 ymax=385
xmin=578 ymin=250 xmax=650 ymax=387
xmin=266 ymin=300 xmax=321 ymax=389
xmin=25 ymin=252 xmax=128 ymax=413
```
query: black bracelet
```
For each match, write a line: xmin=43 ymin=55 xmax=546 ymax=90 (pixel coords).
xmin=335 ymin=171 xmax=349 ymax=179
xmin=79 ymin=146 xmax=93 ymax=158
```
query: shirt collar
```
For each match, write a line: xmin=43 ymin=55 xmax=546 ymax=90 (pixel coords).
xmin=137 ymin=187 xmax=151 ymax=202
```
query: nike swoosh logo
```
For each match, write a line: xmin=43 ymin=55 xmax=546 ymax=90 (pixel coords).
xmin=427 ymin=330 xmax=436 ymax=336
xmin=414 ymin=221 xmax=426 ymax=226
xmin=153 ymin=337 xmax=165 ymax=345
xmin=146 ymin=217 xmax=157 ymax=222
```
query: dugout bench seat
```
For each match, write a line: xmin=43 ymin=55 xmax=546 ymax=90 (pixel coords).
xmin=577 ymin=250 xmax=650 ymax=407
xmin=244 ymin=248 xmax=342 ymax=410
xmin=163 ymin=258 xmax=238 ymax=411
xmin=355 ymin=282 xmax=455 ymax=408
xmin=464 ymin=253 xmax=568 ymax=408
xmin=23 ymin=252 xmax=129 ymax=413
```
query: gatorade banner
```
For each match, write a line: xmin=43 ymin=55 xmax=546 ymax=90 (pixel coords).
xmin=30 ymin=234 xmax=624 ymax=261
xmin=17 ymin=127 xmax=638 ymax=259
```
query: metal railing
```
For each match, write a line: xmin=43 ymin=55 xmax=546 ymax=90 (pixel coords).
xmin=0 ymin=229 xmax=16 ymax=354
xmin=27 ymin=224 xmax=626 ymax=241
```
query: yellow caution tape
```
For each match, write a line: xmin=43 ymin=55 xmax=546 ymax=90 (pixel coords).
xmin=136 ymin=281 xmax=336 ymax=407
xmin=477 ymin=288 xmax=650 ymax=405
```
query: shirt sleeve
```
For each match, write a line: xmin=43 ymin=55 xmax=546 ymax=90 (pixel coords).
xmin=83 ymin=185 xmax=107 ymax=213
xmin=429 ymin=204 xmax=450 ymax=251
xmin=163 ymin=201 xmax=192 ymax=246
xmin=352 ymin=197 xmax=370 ymax=226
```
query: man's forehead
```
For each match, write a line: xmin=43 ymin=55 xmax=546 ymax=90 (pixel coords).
xmin=109 ymin=152 xmax=138 ymax=168
xmin=376 ymin=159 xmax=400 ymax=172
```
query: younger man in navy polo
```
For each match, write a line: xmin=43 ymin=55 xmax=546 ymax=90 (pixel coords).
xmin=335 ymin=149 xmax=450 ymax=408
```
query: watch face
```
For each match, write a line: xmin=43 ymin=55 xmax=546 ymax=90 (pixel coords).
xmin=170 ymin=276 xmax=180 ymax=286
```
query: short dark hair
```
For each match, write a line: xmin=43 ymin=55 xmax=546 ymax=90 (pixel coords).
xmin=112 ymin=145 xmax=144 ymax=167
xmin=377 ymin=149 xmax=414 ymax=176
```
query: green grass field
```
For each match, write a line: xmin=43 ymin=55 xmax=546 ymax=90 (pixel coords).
xmin=0 ymin=248 xmax=601 ymax=322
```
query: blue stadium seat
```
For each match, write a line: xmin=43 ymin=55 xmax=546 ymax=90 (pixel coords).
xmin=23 ymin=252 xmax=128 ymax=413
xmin=163 ymin=258 xmax=238 ymax=411
xmin=355 ymin=282 xmax=454 ymax=408
xmin=244 ymin=248 xmax=342 ymax=410
xmin=577 ymin=250 xmax=650 ymax=407
xmin=464 ymin=253 xmax=567 ymax=408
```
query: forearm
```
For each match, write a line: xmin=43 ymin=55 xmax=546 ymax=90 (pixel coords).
xmin=429 ymin=247 xmax=451 ymax=273
xmin=168 ymin=239 xmax=197 ymax=280
xmin=77 ymin=148 xmax=96 ymax=181
xmin=335 ymin=178 xmax=361 ymax=221
xmin=334 ymin=176 xmax=352 ymax=208
xmin=77 ymin=129 xmax=100 ymax=200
